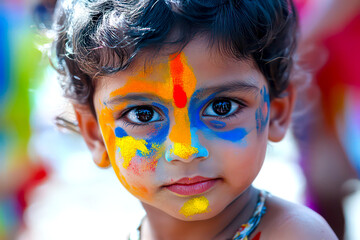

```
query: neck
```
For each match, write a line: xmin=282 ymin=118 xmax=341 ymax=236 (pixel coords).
xmin=141 ymin=186 xmax=259 ymax=240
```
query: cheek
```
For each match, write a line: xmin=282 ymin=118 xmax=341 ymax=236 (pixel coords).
xmin=98 ymin=111 xmax=164 ymax=200
xmin=125 ymin=144 xmax=166 ymax=177
xmin=114 ymin=126 xmax=166 ymax=175
xmin=129 ymin=123 xmax=169 ymax=174
xmin=110 ymin=130 xmax=163 ymax=200
xmin=211 ymin=130 xmax=267 ymax=183
xmin=98 ymin=122 xmax=151 ymax=198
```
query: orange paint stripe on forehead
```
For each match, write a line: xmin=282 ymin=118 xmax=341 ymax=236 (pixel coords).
xmin=106 ymin=52 xmax=197 ymax=157
xmin=170 ymin=53 xmax=187 ymax=108
xmin=168 ymin=53 xmax=197 ymax=150
xmin=108 ymin=52 xmax=195 ymax=106
xmin=168 ymin=52 xmax=197 ymax=105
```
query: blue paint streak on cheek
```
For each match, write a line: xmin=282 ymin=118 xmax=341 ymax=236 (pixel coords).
xmin=214 ymin=128 xmax=248 ymax=142
xmin=115 ymin=127 xmax=128 ymax=138
xmin=255 ymin=86 xmax=270 ymax=134
xmin=189 ymin=90 xmax=248 ymax=143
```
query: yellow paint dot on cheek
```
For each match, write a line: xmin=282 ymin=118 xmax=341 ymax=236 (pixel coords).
xmin=115 ymin=136 xmax=150 ymax=169
xmin=179 ymin=196 xmax=210 ymax=217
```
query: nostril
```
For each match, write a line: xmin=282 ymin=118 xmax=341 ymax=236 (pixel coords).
xmin=197 ymin=147 xmax=209 ymax=159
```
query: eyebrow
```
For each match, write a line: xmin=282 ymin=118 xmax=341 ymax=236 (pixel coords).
xmin=193 ymin=81 xmax=260 ymax=99
xmin=106 ymin=93 xmax=165 ymax=106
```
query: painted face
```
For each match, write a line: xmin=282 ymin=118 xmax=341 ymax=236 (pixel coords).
xmin=94 ymin=38 xmax=270 ymax=220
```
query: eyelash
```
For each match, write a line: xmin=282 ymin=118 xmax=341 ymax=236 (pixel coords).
xmin=118 ymin=105 xmax=163 ymax=127
xmin=123 ymin=121 xmax=149 ymax=128
xmin=204 ymin=97 xmax=246 ymax=119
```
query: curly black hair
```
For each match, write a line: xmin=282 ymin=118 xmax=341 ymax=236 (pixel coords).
xmin=52 ymin=0 xmax=298 ymax=115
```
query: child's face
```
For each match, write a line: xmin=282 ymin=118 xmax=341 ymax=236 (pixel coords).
xmin=93 ymin=38 xmax=271 ymax=220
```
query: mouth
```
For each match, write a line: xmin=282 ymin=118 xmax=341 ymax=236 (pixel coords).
xmin=163 ymin=176 xmax=221 ymax=196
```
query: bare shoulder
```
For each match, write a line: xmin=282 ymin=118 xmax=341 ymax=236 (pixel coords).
xmin=258 ymin=194 xmax=338 ymax=240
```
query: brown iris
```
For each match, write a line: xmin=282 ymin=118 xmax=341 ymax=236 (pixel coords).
xmin=135 ymin=106 xmax=154 ymax=122
xmin=212 ymin=99 xmax=231 ymax=116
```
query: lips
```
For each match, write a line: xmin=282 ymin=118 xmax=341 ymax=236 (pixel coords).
xmin=164 ymin=176 xmax=220 ymax=196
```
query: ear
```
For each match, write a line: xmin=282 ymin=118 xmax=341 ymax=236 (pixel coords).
xmin=74 ymin=104 xmax=110 ymax=168
xmin=268 ymin=84 xmax=296 ymax=142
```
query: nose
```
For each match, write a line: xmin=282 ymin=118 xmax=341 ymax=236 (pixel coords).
xmin=165 ymin=129 xmax=209 ymax=162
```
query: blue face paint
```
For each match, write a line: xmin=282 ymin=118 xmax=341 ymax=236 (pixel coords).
xmin=146 ymin=102 xmax=170 ymax=145
xmin=255 ymin=86 xmax=270 ymax=134
xmin=113 ymin=102 xmax=170 ymax=160
xmin=115 ymin=126 xmax=143 ymax=157
xmin=164 ymin=127 xmax=209 ymax=161
xmin=115 ymin=127 xmax=128 ymax=138
xmin=115 ymin=102 xmax=170 ymax=145
xmin=212 ymin=128 xmax=248 ymax=142
xmin=188 ymin=90 xmax=248 ymax=143
xmin=189 ymin=128 xmax=209 ymax=157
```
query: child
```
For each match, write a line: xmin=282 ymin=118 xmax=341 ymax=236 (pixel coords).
xmin=51 ymin=0 xmax=338 ymax=239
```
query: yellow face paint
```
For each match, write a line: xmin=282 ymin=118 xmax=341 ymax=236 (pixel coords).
xmin=97 ymin=52 xmax=199 ymax=200
xmin=115 ymin=136 xmax=150 ymax=169
xmin=98 ymin=101 xmax=150 ymax=200
xmin=170 ymin=143 xmax=198 ymax=159
xmin=108 ymin=53 xmax=199 ymax=161
xmin=168 ymin=53 xmax=197 ymax=159
xmin=179 ymin=196 xmax=210 ymax=217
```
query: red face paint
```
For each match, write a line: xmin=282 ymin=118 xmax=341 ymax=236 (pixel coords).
xmin=173 ymin=84 xmax=187 ymax=108
xmin=170 ymin=53 xmax=187 ymax=108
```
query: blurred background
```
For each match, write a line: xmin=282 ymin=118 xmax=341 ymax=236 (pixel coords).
xmin=0 ymin=0 xmax=359 ymax=239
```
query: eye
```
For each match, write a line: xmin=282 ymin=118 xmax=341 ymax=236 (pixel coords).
xmin=203 ymin=98 xmax=240 ymax=117
xmin=126 ymin=106 xmax=162 ymax=124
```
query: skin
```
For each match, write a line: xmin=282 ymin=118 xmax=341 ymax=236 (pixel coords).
xmin=95 ymin=42 xmax=268 ymax=219
xmin=76 ymin=37 xmax=337 ymax=240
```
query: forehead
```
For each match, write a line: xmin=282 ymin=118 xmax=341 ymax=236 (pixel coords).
xmin=94 ymin=38 xmax=266 ymax=100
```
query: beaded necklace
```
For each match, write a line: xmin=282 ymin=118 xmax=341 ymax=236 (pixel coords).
xmin=128 ymin=190 xmax=268 ymax=240
xmin=232 ymin=190 xmax=268 ymax=240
